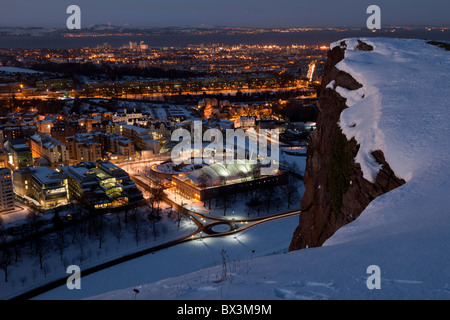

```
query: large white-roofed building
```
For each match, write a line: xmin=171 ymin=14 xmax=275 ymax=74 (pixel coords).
xmin=172 ymin=159 xmax=287 ymax=201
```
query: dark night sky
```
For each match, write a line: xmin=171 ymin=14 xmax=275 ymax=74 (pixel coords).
xmin=1 ymin=0 xmax=449 ymax=28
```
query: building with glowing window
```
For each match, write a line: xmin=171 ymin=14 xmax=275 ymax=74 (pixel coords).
xmin=31 ymin=166 xmax=68 ymax=209
xmin=172 ymin=160 xmax=288 ymax=201
xmin=0 ymin=168 xmax=14 ymax=211
xmin=13 ymin=166 xmax=68 ymax=209
xmin=60 ymin=160 xmax=144 ymax=210
xmin=30 ymin=132 xmax=69 ymax=168
xmin=6 ymin=140 xmax=33 ymax=170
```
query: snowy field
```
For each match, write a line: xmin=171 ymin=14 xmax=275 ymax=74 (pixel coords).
xmin=34 ymin=215 xmax=299 ymax=300
xmin=165 ymin=182 xmax=302 ymax=221
xmin=0 ymin=204 xmax=198 ymax=300
xmin=67 ymin=38 xmax=450 ymax=300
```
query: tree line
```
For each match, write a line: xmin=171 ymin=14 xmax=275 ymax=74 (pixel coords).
xmin=31 ymin=62 xmax=199 ymax=81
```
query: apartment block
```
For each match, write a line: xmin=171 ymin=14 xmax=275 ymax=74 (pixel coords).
xmin=30 ymin=132 xmax=69 ymax=168
xmin=0 ymin=168 xmax=14 ymax=211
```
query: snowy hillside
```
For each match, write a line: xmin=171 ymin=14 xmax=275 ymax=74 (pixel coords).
xmin=85 ymin=38 xmax=450 ymax=300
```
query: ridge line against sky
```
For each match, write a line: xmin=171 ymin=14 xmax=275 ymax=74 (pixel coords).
xmin=0 ymin=0 xmax=449 ymax=28
xmin=1 ymin=24 xmax=449 ymax=29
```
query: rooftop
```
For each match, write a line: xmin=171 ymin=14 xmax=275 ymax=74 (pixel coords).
xmin=31 ymin=166 xmax=65 ymax=185
xmin=177 ymin=159 xmax=255 ymax=188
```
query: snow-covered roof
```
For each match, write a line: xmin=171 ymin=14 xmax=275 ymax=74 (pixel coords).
xmin=184 ymin=159 xmax=254 ymax=187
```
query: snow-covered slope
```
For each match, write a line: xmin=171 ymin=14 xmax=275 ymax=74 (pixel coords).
xmin=91 ymin=38 xmax=450 ymax=300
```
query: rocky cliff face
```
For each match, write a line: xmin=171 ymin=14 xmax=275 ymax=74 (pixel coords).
xmin=289 ymin=40 xmax=406 ymax=251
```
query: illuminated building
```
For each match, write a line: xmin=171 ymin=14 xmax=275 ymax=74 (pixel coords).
xmin=118 ymin=124 xmax=161 ymax=154
xmin=60 ymin=160 xmax=144 ymax=210
xmin=30 ymin=133 xmax=70 ymax=168
xmin=2 ymin=125 xmax=38 ymax=140
xmin=172 ymin=160 xmax=288 ymax=201
xmin=13 ymin=166 xmax=68 ymax=209
xmin=12 ymin=167 xmax=33 ymax=198
xmin=51 ymin=121 xmax=87 ymax=144
xmin=307 ymin=60 xmax=317 ymax=83
xmin=235 ymin=116 xmax=257 ymax=130
xmin=0 ymin=168 xmax=14 ymax=211
xmin=6 ymin=140 xmax=33 ymax=169
xmin=103 ymin=133 xmax=135 ymax=162
xmin=66 ymin=133 xmax=103 ymax=162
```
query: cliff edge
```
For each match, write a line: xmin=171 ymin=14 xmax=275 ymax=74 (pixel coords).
xmin=290 ymin=39 xmax=418 ymax=251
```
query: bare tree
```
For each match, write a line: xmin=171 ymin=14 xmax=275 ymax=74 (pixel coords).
xmin=160 ymin=223 xmax=168 ymax=239
xmin=55 ymin=232 xmax=66 ymax=262
xmin=218 ymin=189 xmax=231 ymax=216
xmin=148 ymin=182 xmax=164 ymax=218
xmin=71 ymin=221 xmax=80 ymax=244
xmin=76 ymin=233 xmax=86 ymax=265
xmin=19 ymin=275 xmax=27 ymax=287
xmin=285 ymin=176 xmax=299 ymax=209
xmin=222 ymin=194 xmax=230 ymax=217
xmin=217 ymin=248 xmax=228 ymax=283
xmin=96 ymin=225 xmax=105 ymax=249
xmin=245 ymin=197 xmax=262 ymax=217
xmin=111 ymin=220 xmax=123 ymax=244
xmin=31 ymin=269 xmax=38 ymax=283
xmin=262 ymin=183 xmax=276 ymax=213
xmin=274 ymin=194 xmax=282 ymax=212
xmin=132 ymin=211 xmax=142 ymax=247
xmin=42 ymin=263 xmax=50 ymax=279
xmin=147 ymin=206 xmax=160 ymax=242
xmin=197 ymin=171 xmax=210 ymax=188
xmin=151 ymin=221 xmax=159 ymax=242
xmin=0 ymin=233 xmax=12 ymax=282
xmin=13 ymin=243 xmax=20 ymax=263
xmin=170 ymin=207 xmax=186 ymax=229
xmin=27 ymin=208 xmax=42 ymax=250
xmin=91 ymin=214 xmax=105 ymax=249
xmin=245 ymin=201 xmax=251 ymax=217
xmin=35 ymin=236 xmax=52 ymax=270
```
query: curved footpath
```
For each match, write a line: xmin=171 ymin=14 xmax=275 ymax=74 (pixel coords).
xmin=9 ymin=205 xmax=300 ymax=300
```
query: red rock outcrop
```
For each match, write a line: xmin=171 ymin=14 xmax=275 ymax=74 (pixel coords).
xmin=289 ymin=40 xmax=406 ymax=251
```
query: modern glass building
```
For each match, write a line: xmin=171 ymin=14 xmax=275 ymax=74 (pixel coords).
xmin=13 ymin=166 xmax=68 ymax=209
xmin=8 ymin=142 xmax=33 ymax=169
xmin=61 ymin=160 xmax=144 ymax=210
